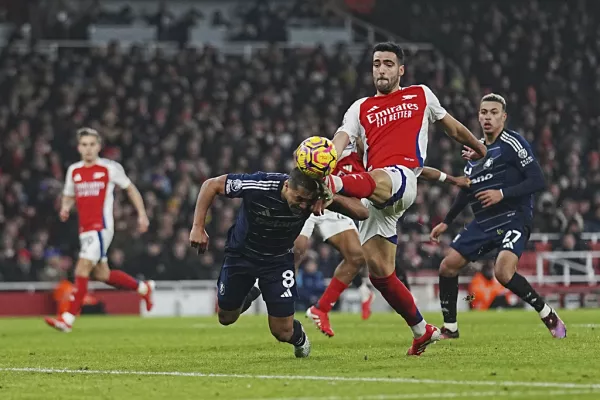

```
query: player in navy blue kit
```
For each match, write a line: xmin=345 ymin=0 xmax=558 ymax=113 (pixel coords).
xmin=430 ymin=94 xmax=567 ymax=339
xmin=189 ymin=168 xmax=369 ymax=357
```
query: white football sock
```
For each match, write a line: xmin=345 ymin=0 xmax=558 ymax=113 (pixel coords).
xmin=358 ymin=282 xmax=372 ymax=303
xmin=61 ymin=312 xmax=75 ymax=326
xmin=137 ymin=281 xmax=149 ymax=295
xmin=411 ymin=319 xmax=427 ymax=338
xmin=539 ymin=304 xmax=552 ymax=319
xmin=443 ymin=322 xmax=458 ymax=332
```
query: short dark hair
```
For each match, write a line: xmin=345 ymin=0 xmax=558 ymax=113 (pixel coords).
xmin=76 ymin=127 xmax=102 ymax=143
xmin=373 ymin=42 xmax=405 ymax=65
xmin=481 ymin=93 xmax=507 ymax=111
xmin=288 ymin=168 xmax=320 ymax=193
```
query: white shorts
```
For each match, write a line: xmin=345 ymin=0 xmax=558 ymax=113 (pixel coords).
xmin=79 ymin=229 xmax=114 ymax=264
xmin=359 ymin=165 xmax=417 ymax=245
xmin=299 ymin=210 xmax=357 ymax=242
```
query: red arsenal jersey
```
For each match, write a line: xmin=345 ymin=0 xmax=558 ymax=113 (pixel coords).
xmin=63 ymin=158 xmax=131 ymax=233
xmin=336 ymin=85 xmax=447 ymax=173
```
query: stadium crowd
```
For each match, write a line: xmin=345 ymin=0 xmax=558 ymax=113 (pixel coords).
xmin=0 ymin=0 xmax=598 ymax=283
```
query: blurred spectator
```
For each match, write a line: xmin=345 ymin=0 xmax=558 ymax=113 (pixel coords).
xmin=296 ymin=258 xmax=326 ymax=310
xmin=469 ymin=261 xmax=520 ymax=310
xmin=552 ymin=233 xmax=587 ymax=276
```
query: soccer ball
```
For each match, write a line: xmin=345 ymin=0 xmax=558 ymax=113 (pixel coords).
xmin=294 ymin=136 xmax=338 ymax=179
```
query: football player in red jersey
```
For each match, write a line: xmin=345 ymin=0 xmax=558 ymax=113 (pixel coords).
xmin=314 ymin=42 xmax=486 ymax=355
xmin=300 ymin=143 xmax=470 ymax=338
xmin=45 ymin=128 xmax=154 ymax=332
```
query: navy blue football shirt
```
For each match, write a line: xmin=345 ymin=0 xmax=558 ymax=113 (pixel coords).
xmin=223 ymin=172 xmax=311 ymax=262
xmin=445 ymin=129 xmax=545 ymax=231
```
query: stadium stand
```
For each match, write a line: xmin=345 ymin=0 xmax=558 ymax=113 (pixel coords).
xmin=0 ymin=0 xmax=598 ymax=288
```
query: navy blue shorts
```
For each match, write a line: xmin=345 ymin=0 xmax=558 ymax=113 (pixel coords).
xmin=450 ymin=221 xmax=530 ymax=262
xmin=217 ymin=254 xmax=297 ymax=318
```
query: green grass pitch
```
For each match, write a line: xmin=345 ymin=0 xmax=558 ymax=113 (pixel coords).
xmin=1 ymin=310 xmax=600 ymax=399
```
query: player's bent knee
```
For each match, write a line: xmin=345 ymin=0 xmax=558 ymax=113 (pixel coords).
xmin=268 ymin=317 xmax=294 ymax=342
xmin=217 ymin=306 xmax=240 ymax=326
xmin=439 ymin=249 xmax=467 ymax=277
xmin=270 ymin=325 xmax=293 ymax=342
xmin=365 ymin=253 xmax=393 ymax=277
xmin=439 ymin=258 xmax=459 ymax=277
xmin=75 ymin=259 xmax=95 ymax=277
xmin=494 ymin=251 xmax=519 ymax=285
xmin=92 ymin=263 xmax=110 ymax=282
xmin=344 ymin=249 xmax=365 ymax=270
xmin=217 ymin=309 xmax=240 ymax=326
xmin=369 ymin=170 xmax=393 ymax=204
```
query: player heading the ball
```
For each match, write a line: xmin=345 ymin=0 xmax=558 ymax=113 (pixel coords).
xmin=189 ymin=168 xmax=368 ymax=357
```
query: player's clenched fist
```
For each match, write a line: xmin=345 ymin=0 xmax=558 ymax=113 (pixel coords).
xmin=430 ymin=222 xmax=448 ymax=243
xmin=190 ymin=226 xmax=209 ymax=254
xmin=454 ymin=176 xmax=471 ymax=189
xmin=59 ymin=207 xmax=70 ymax=222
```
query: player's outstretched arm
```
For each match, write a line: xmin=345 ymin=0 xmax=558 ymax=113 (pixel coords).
xmin=190 ymin=175 xmax=227 ymax=254
xmin=327 ymin=194 xmax=369 ymax=221
xmin=419 ymin=167 xmax=471 ymax=189
xmin=125 ymin=184 xmax=149 ymax=233
xmin=332 ymin=131 xmax=351 ymax=156
xmin=332 ymin=98 xmax=362 ymax=155
xmin=437 ymin=114 xmax=487 ymax=159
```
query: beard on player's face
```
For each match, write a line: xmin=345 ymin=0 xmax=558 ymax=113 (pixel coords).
xmin=374 ymin=73 xmax=399 ymax=94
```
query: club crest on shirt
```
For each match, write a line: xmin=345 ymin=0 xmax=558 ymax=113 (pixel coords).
xmin=226 ymin=179 xmax=243 ymax=194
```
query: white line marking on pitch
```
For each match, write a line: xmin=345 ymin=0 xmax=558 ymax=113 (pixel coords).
xmin=572 ymin=324 xmax=600 ymax=328
xmin=249 ymin=389 xmax=600 ymax=400
xmin=1 ymin=368 xmax=599 ymax=391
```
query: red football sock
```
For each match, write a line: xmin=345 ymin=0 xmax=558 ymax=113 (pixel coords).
xmin=339 ymin=172 xmax=377 ymax=198
xmin=106 ymin=270 xmax=139 ymax=291
xmin=68 ymin=276 xmax=89 ymax=317
xmin=370 ymin=273 xmax=423 ymax=326
xmin=317 ymin=277 xmax=349 ymax=313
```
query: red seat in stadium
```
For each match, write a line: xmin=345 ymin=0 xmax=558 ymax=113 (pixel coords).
xmin=518 ymin=251 xmax=537 ymax=275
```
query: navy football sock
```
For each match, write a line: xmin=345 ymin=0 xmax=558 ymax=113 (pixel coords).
xmin=287 ymin=319 xmax=306 ymax=346
xmin=503 ymin=273 xmax=546 ymax=312
xmin=439 ymin=275 xmax=459 ymax=324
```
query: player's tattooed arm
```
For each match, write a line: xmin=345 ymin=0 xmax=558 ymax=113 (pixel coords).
xmin=190 ymin=175 xmax=227 ymax=254
xmin=419 ymin=167 xmax=471 ymax=189
xmin=327 ymin=194 xmax=369 ymax=221
xmin=437 ymin=115 xmax=487 ymax=159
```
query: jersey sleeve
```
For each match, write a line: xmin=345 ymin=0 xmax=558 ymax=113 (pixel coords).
xmin=109 ymin=161 xmax=132 ymax=189
xmin=224 ymin=172 xmax=282 ymax=198
xmin=422 ymin=85 xmax=447 ymax=123
xmin=501 ymin=132 xmax=537 ymax=172
xmin=63 ymin=165 xmax=75 ymax=196
xmin=500 ymin=132 xmax=546 ymax=198
xmin=336 ymin=98 xmax=364 ymax=143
